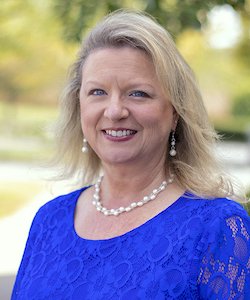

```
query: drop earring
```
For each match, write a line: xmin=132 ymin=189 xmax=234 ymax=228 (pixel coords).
xmin=81 ymin=138 xmax=88 ymax=153
xmin=169 ymin=131 xmax=176 ymax=157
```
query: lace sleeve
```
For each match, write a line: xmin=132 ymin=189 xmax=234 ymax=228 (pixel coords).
xmin=198 ymin=213 xmax=250 ymax=299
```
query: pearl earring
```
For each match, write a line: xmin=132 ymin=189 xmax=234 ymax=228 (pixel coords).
xmin=169 ymin=131 xmax=176 ymax=157
xmin=81 ymin=138 xmax=88 ymax=153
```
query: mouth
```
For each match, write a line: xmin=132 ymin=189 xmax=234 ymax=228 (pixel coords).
xmin=102 ymin=129 xmax=137 ymax=138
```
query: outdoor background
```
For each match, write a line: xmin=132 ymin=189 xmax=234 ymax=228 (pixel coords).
xmin=0 ymin=0 xmax=250 ymax=298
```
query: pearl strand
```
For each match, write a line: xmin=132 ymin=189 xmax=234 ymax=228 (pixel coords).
xmin=92 ymin=175 xmax=174 ymax=216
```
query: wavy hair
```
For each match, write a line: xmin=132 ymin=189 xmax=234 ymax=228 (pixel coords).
xmin=52 ymin=9 xmax=244 ymax=201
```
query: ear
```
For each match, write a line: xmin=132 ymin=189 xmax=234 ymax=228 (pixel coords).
xmin=171 ymin=108 xmax=179 ymax=131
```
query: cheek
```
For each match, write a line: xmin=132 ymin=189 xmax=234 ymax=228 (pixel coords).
xmin=80 ymin=102 xmax=103 ymax=134
xmin=138 ymin=105 xmax=173 ymax=130
xmin=80 ymin=103 xmax=92 ymax=132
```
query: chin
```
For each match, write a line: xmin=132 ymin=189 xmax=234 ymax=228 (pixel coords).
xmin=100 ymin=152 xmax=136 ymax=165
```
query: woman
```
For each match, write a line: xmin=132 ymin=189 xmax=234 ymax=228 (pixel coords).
xmin=12 ymin=10 xmax=250 ymax=299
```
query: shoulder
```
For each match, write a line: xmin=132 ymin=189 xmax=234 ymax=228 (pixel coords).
xmin=178 ymin=193 xmax=250 ymax=241
xmin=207 ymin=197 xmax=250 ymax=242
xmin=18 ymin=186 xmax=90 ymax=253
xmin=208 ymin=197 xmax=249 ymax=226
xmin=182 ymin=193 xmax=249 ymax=221
xmin=186 ymin=195 xmax=250 ymax=254
xmin=32 ymin=186 xmax=90 ymax=223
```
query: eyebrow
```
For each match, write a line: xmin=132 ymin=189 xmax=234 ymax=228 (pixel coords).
xmin=83 ymin=80 xmax=104 ymax=86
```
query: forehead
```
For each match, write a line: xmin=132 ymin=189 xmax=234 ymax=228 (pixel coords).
xmin=82 ymin=47 xmax=157 ymax=78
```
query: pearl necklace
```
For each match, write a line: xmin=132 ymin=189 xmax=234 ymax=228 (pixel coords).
xmin=92 ymin=175 xmax=174 ymax=216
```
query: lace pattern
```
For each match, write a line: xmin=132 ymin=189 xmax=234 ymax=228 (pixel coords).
xmin=11 ymin=188 xmax=250 ymax=299
xmin=198 ymin=215 xmax=250 ymax=299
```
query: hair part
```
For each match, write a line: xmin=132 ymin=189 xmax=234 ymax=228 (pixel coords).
xmin=52 ymin=9 xmax=245 ymax=201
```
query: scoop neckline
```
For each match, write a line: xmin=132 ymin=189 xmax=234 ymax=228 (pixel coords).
xmin=70 ymin=186 xmax=189 ymax=243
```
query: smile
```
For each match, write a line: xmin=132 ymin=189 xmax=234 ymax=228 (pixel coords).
xmin=104 ymin=129 xmax=137 ymax=137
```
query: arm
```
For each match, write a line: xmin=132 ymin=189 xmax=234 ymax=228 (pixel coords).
xmin=198 ymin=213 xmax=250 ymax=299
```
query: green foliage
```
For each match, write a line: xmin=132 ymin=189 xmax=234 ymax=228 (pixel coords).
xmin=234 ymin=12 xmax=250 ymax=67
xmin=0 ymin=0 xmax=77 ymax=105
xmin=52 ymin=0 xmax=249 ymax=42
xmin=0 ymin=0 xmax=249 ymax=146
xmin=243 ymin=189 xmax=250 ymax=215
xmin=214 ymin=115 xmax=250 ymax=141
xmin=232 ymin=93 xmax=250 ymax=117
xmin=235 ymin=34 xmax=250 ymax=66
xmin=244 ymin=203 xmax=250 ymax=215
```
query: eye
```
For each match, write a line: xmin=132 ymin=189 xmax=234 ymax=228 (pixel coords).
xmin=129 ymin=90 xmax=150 ymax=98
xmin=89 ymin=89 xmax=106 ymax=96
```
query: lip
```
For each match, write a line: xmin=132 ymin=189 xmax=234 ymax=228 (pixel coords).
xmin=102 ymin=128 xmax=137 ymax=142
xmin=102 ymin=127 xmax=136 ymax=130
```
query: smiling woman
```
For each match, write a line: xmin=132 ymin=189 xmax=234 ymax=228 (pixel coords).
xmin=12 ymin=9 xmax=250 ymax=300
xmin=79 ymin=47 xmax=176 ymax=166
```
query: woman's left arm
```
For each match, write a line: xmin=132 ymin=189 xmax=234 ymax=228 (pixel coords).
xmin=198 ymin=211 xmax=250 ymax=299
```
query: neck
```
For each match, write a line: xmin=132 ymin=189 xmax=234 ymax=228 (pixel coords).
xmin=100 ymin=157 xmax=171 ymax=208
xmin=93 ymin=175 xmax=172 ymax=216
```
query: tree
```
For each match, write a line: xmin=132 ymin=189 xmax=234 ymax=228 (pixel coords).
xmin=0 ymin=0 xmax=76 ymax=105
xmin=52 ymin=0 xmax=249 ymax=42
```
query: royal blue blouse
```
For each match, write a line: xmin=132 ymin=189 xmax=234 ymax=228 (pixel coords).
xmin=12 ymin=187 xmax=250 ymax=299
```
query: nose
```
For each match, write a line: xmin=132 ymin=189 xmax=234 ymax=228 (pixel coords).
xmin=103 ymin=96 xmax=129 ymax=121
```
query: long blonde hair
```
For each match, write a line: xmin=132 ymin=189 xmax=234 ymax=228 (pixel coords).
xmin=53 ymin=9 xmax=244 ymax=201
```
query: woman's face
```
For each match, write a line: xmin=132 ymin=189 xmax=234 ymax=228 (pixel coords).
xmin=79 ymin=47 xmax=177 ymax=167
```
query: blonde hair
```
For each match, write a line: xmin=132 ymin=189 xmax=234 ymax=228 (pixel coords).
xmin=53 ymin=9 xmax=244 ymax=201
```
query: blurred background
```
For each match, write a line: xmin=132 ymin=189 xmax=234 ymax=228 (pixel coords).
xmin=0 ymin=0 xmax=250 ymax=298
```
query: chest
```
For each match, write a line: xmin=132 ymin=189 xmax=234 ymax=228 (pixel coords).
xmin=75 ymin=210 xmax=152 ymax=240
xmin=16 ymin=217 xmax=202 ymax=300
xmin=74 ymin=191 xmax=181 ymax=240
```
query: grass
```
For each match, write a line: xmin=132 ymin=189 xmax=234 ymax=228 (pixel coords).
xmin=0 ymin=103 xmax=55 ymax=218
xmin=0 ymin=101 xmax=56 ymax=162
xmin=0 ymin=101 xmax=57 ymax=139
xmin=0 ymin=181 xmax=43 ymax=218
xmin=0 ymin=147 xmax=53 ymax=162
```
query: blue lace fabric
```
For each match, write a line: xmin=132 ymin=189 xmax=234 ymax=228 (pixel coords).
xmin=12 ymin=187 xmax=250 ymax=299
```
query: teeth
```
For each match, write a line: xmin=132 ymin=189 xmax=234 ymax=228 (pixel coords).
xmin=105 ymin=130 xmax=135 ymax=137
